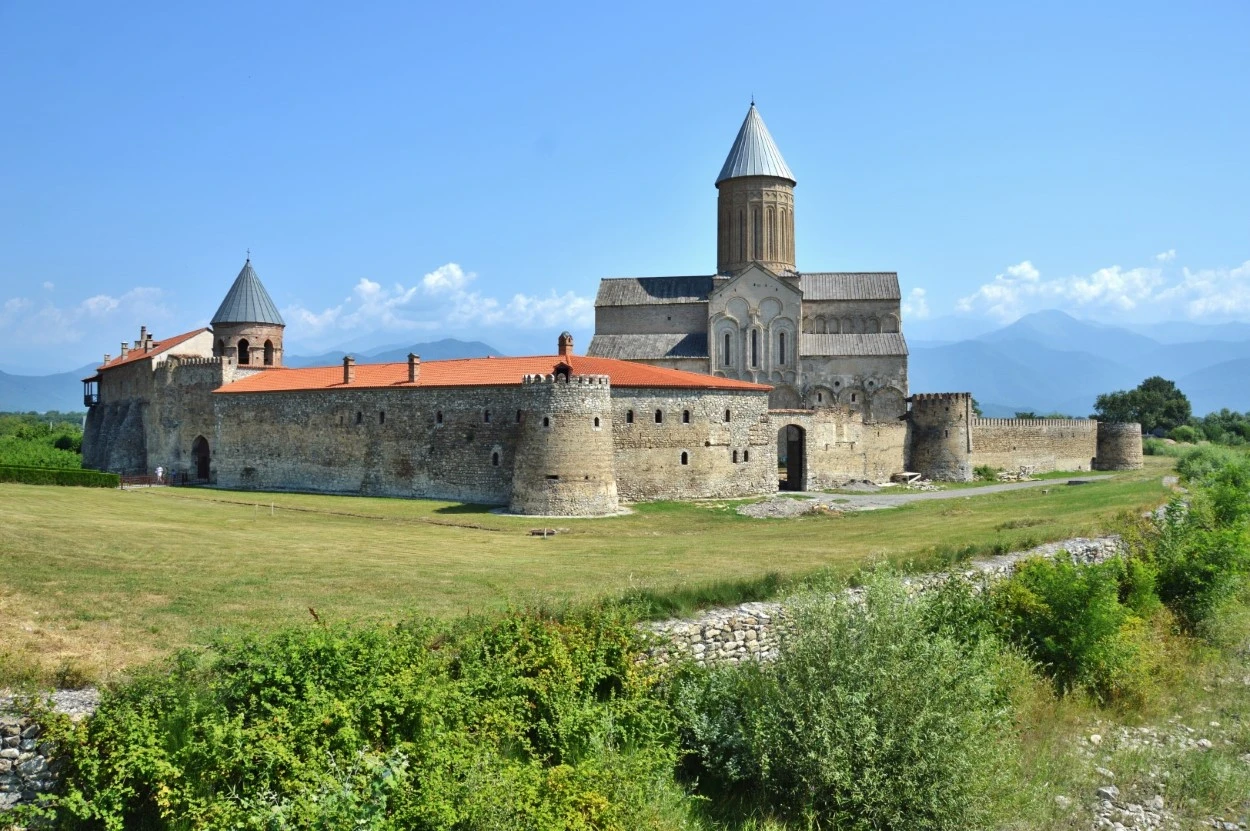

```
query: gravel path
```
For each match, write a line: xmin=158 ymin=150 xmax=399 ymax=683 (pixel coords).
xmin=740 ymin=476 xmax=1108 ymax=517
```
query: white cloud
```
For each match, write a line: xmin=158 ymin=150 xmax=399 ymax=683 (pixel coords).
xmin=901 ymin=287 xmax=930 ymax=319
xmin=285 ymin=262 xmax=595 ymax=341
xmin=41 ymin=281 xmax=54 ymax=291
xmin=0 ymin=287 xmax=172 ymax=350
xmin=957 ymin=255 xmax=1250 ymax=322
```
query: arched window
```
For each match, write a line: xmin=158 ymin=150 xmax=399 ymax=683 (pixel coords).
xmin=682 ymin=410 xmax=690 ymax=424
xmin=484 ymin=410 xmax=490 ymax=423
xmin=744 ymin=450 xmax=750 ymax=462
xmin=752 ymin=207 xmax=762 ymax=259
xmin=215 ymin=338 xmax=225 ymax=357
xmin=767 ymin=207 xmax=776 ymax=259
xmin=436 ymin=411 xmax=443 ymax=424
xmin=724 ymin=409 xmax=732 ymax=422
xmin=542 ymin=416 xmax=550 ymax=428
xmin=626 ymin=410 xmax=634 ymax=424
xmin=263 ymin=340 xmax=274 ymax=366
xmin=492 ymin=451 xmax=500 ymax=467
xmin=655 ymin=409 xmax=663 ymax=424
xmin=737 ymin=210 xmax=746 ymax=261
xmin=356 ymin=411 xmax=363 ymax=425
xmin=751 ymin=330 xmax=759 ymax=368
xmin=723 ymin=331 xmax=732 ymax=366
xmin=733 ymin=449 xmax=739 ymax=463
xmin=680 ymin=451 xmax=689 ymax=466
xmin=237 ymin=338 xmax=250 ymax=365
xmin=778 ymin=331 xmax=786 ymax=365
xmin=593 ymin=416 xmax=601 ymax=428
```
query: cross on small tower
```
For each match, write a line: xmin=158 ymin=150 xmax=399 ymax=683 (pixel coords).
xmin=246 ymin=248 xmax=251 ymax=262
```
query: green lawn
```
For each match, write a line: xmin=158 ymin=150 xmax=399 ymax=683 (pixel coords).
xmin=0 ymin=459 xmax=1174 ymax=685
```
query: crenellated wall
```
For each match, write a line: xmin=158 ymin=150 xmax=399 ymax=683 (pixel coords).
xmin=970 ymin=418 xmax=1098 ymax=473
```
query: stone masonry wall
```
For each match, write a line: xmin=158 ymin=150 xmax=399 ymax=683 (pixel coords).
xmin=611 ymin=388 xmax=776 ymax=501
xmin=0 ymin=717 xmax=54 ymax=811
xmin=772 ymin=408 xmax=908 ymax=487
xmin=971 ymin=418 xmax=1099 ymax=473
xmin=212 ymin=386 xmax=528 ymax=503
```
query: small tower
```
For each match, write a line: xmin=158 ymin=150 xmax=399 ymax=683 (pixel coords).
xmin=211 ymin=258 xmax=286 ymax=367
xmin=907 ymin=393 xmax=974 ymax=482
xmin=716 ymin=103 xmax=797 ymax=276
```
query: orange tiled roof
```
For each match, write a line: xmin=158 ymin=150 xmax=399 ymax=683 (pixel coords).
xmin=95 ymin=328 xmax=210 ymax=372
xmin=215 ymin=354 xmax=772 ymax=394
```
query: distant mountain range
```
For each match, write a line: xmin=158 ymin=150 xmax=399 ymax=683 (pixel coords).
xmin=909 ymin=310 xmax=1250 ymax=417
xmin=4 ymin=317 xmax=1248 ymax=417
xmin=283 ymin=338 xmax=502 ymax=368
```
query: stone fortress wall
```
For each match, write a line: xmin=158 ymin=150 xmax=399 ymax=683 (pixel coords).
xmin=970 ymin=418 xmax=1100 ymax=473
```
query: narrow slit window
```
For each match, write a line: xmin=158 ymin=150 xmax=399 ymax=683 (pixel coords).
xmin=379 ymin=411 xmax=385 ymax=425
xmin=682 ymin=410 xmax=690 ymax=424
xmin=593 ymin=416 xmax=601 ymax=428
xmin=743 ymin=450 xmax=750 ymax=462
xmin=542 ymin=416 xmax=550 ymax=428
xmin=680 ymin=451 xmax=689 ymax=466
xmin=733 ymin=449 xmax=739 ymax=463
xmin=492 ymin=452 xmax=500 ymax=467
xmin=655 ymin=409 xmax=663 ymax=424
xmin=484 ymin=410 xmax=490 ymax=423
xmin=436 ymin=410 xmax=443 ymax=424
xmin=723 ymin=332 xmax=732 ymax=366
xmin=751 ymin=330 xmax=759 ymax=368
xmin=626 ymin=410 xmax=634 ymax=424
xmin=516 ymin=409 xmax=523 ymax=423
xmin=356 ymin=411 xmax=363 ymax=425
xmin=778 ymin=331 xmax=786 ymax=365
xmin=724 ymin=409 xmax=731 ymax=423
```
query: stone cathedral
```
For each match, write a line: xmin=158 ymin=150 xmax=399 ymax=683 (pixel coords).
xmin=588 ymin=103 xmax=908 ymax=421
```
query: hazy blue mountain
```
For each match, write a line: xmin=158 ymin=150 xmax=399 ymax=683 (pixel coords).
xmin=0 ymin=364 xmax=96 ymax=413
xmin=285 ymin=338 xmax=502 ymax=368
xmin=1125 ymin=320 xmax=1250 ymax=344
xmin=1176 ymin=359 xmax=1250 ymax=415
xmin=977 ymin=310 xmax=1161 ymax=360
xmin=904 ymin=314 xmax=1000 ymax=344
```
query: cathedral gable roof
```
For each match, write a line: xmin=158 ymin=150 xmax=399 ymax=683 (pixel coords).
xmin=799 ymin=272 xmax=900 ymax=301
xmin=716 ymin=104 xmax=796 ymax=185
xmin=594 ymin=276 xmax=714 ymax=307
xmin=800 ymin=333 xmax=908 ymax=357
xmin=586 ymin=333 xmax=708 ymax=360
xmin=212 ymin=260 xmax=285 ymax=326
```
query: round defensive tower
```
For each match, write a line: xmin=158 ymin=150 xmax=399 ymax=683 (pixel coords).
xmin=1094 ymin=422 xmax=1144 ymax=470
xmin=509 ymin=373 xmax=619 ymax=516
xmin=907 ymin=393 xmax=974 ymax=481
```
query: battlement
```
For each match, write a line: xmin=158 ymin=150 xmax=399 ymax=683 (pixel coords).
xmin=168 ymin=356 xmax=229 ymax=368
xmin=909 ymin=392 xmax=971 ymax=403
xmin=521 ymin=373 xmax=610 ymax=386
xmin=973 ymin=418 xmax=1096 ymax=430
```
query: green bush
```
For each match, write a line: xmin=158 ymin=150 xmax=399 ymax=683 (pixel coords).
xmin=43 ymin=607 xmax=690 ymax=830
xmin=673 ymin=574 xmax=1014 ymax=830
xmin=0 ymin=465 xmax=118 ymax=487
xmin=1168 ymin=425 xmax=1200 ymax=443
xmin=1175 ymin=444 xmax=1247 ymax=486
xmin=1143 ymin=437 xmax=1185 ymax=457
xmin=973 ymin=464 xmax=999 ymax=482
xmin=989 ymin=555 xmax=1150 ymax=703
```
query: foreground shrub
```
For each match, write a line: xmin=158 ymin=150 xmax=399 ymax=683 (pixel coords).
xmin=0 ymin=465 xmax=118 ymax=487
xmin=990 ymin=555 xmax=1151 ymax=703
xmin=44 ymin=607 xmax=688 ymax=830
xmin=674 ymin=575 xmax=1014 ymax=830
xmin=1175 ymin=444 xmax=1247 ymax=487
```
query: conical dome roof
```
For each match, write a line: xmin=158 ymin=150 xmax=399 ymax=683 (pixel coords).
xmin=715 ymin=103 xmax=796 ymax=186
xmin=211 ymin=259 xmax=285 ymax=326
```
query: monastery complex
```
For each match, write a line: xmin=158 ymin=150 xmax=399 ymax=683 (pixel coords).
xmin=81 ymin=105 xmax=1143 ymax=515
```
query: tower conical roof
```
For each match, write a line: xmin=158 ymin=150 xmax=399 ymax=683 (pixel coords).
xmin=211 ymin=259 xmax=285 ymax=326
xmin=715 ymin=103 xmax=795 ymax=186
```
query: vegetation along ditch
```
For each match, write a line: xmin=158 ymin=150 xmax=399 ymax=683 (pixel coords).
xmin=0 ymin=444 xmax=1244 ymax=829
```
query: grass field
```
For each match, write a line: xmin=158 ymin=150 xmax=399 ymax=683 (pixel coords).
xmin=0 ymin=458 xmax=1175 ymax=685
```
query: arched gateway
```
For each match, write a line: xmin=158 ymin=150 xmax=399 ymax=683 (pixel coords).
xmin=777 ymin=424 xmax=806 ymax=491
xmin=191 ymin=435 xmax=211 ymax=481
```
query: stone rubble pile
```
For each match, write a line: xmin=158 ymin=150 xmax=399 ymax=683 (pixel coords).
xmin=0 ymin=718 xmax=55 ymax=812
xmin=645 ymin=535 xmax=1122 ymax=668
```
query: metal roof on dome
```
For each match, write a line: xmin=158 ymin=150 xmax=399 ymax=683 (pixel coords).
xmin=211 ymin=259 xmax=285 ymax=326
xmin=715 ymin=104 xmax=796 ymax=185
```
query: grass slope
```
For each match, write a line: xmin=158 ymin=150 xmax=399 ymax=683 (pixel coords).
xmin=0 ymin=460 xmax=1172 ymax=684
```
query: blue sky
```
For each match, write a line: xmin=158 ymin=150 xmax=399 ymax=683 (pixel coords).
xmin=2 ymin=1 xmax=1248 ymax=373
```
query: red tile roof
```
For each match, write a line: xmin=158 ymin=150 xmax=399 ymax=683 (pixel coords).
xmin=95 ymin=328 xmax=211 ymax=373
xmin=216 ymin=354 xmax=772 ymax=394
